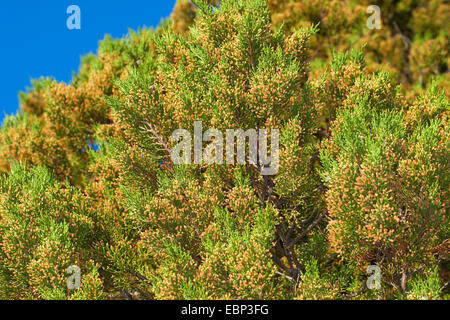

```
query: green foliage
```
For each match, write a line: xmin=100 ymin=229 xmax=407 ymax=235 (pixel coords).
xmin=0 ymin=0 xmax=448 ymax=300
xmin=0 ymin=164 xmax=102 ymax=299
xmin=320 ymin=80 xmax=448 ymax=295
xmin=407 ymin=266 xmax=443 ymax=300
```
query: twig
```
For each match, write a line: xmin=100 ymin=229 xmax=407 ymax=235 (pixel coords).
xmin=392 ymin=21 xmax=422 ymax=86
xmin=248 ymin=32 xmax=256 ymax=70
xmin=344 ymin=282 xmax=367 ymax=300
xmin=139 ymin=120 xmax=174 ymax=170
xmin=276 ymin=271 xmax=295 ymax=283
xmin=288 ymin=210 xmax=327 ymax=248
xmin=139 ymin=121 xmax=172 ymax=155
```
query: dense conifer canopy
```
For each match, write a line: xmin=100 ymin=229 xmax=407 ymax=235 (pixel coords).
xmin=0 ymin=0 xmax=448 ymax=299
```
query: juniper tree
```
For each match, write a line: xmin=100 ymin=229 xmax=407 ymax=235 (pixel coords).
xmin=0 ymin=164 xmax=105 ymax=299
xmin=172 ymin=0 xmax=450 ymax=97
xmin=107 ymin=0 xmax=328 ymax=298
xmin=0 ymin=0 xmax=448 ymax=300
xmin=319 ymin=53 xmax=449 ymax=295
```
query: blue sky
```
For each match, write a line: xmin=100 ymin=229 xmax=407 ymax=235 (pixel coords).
xmin=0 ymin=1 xmax=175 ymax=123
